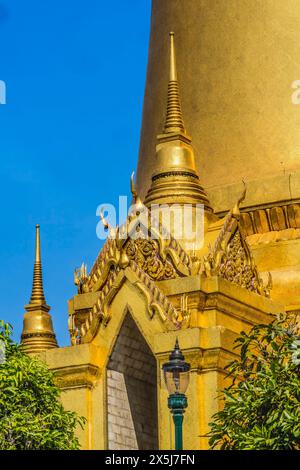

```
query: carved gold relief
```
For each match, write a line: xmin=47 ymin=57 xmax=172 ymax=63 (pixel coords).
xmin=74 ymin=263 xmax=89 ymax=294
xmin=204 ymin=228 xmax=271 ymax=297
xmin=203 ymin=188 xmax=272 ymax=297
xmin=219 ymin=231 xmax=264 ymax=293
xmin=125 ymin=238 xmax=176 ymax=281
xmin=83 ymin=204 xmax=192 ymax=294
xmin=79 ymin=261 xmax=181 ymax=343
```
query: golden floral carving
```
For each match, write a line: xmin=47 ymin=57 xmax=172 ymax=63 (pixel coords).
xmin=125 ymin=239 xmax=176 ymax=281
xmin=203 ymin=188 xmax=272 ymax=297
xmin=204 ymin=229 xmax=271 ymax=297
xmin=83 ymin=200 xmax=192 ymax=292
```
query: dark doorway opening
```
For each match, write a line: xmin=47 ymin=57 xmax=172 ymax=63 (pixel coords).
xmin=107 ymin=312 xmax=158 ymax=450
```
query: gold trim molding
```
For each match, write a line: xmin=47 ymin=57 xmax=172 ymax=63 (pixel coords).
xmin=78 ymin=262 xmax=180 ymax=344
xmin=240 ymin=203 xmax=300 ymax=237
xmin=53 ymin=364 xmax=101 ymax=390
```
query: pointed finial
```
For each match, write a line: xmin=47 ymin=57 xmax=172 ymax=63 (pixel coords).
xmin=169 ymin=32 xmax=177 ymax=81
xmin=130 ymin=171 xmax=138 ymax=201
xmin=168 ymin=336 xmax=186 ymax=362
xmin=164 ymin=32 xmax=185 ymax=134
xmin=99 ymin=209 xmax=117 ymax=239
xmin=232 ymin=180 xmax=247 ymax=218
xmin=99 ymin=210 xmax=109 ymax=231
xmin=29 ymin=224 xmax=46 ymax=305
xmin=35 ymin=224 xmax=41 ymax=262
xmin=130 ymin=171 xmax=144 ymax=211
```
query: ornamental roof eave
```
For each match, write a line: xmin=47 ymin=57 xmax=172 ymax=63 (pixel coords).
xmin=80 ymin=203 xmax=193 ymax=294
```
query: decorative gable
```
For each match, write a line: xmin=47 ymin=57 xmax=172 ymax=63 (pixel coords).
xmin=203 ymin=197 xmax=272 ymax=297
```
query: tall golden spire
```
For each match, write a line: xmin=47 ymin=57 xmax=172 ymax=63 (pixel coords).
xmin=21 ymin=225 xmax=57 ymax=354
xmin=144 ymin=32 xmax=213 ymax=216
xmin=164 ymin=32 xmax=185 ymax=134
xmin=29 ymin=225 xmax=46 ymax=305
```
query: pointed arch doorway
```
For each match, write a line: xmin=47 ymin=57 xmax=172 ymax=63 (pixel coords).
xmin=106 ymin=312 xmax=158 ymax=450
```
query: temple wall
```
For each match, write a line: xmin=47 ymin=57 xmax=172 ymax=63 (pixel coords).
xmin=46 ymin=272 xmax=283 ymax=450
xmin=107 ymin=370 xmax=138 ymax=450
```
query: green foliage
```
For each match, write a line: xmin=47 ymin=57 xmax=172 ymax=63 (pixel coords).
xmin=208 ymin=315 xmax=300 ymax=450
xmin=0 ymin=320 xmax=85 ymax=449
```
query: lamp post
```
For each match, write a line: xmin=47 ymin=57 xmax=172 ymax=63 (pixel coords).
xmin=162 ymin=338 xmax=190 ymax=450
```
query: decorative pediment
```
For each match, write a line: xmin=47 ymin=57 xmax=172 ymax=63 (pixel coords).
xmin=79 ymin=202 xmax=192 ymax=294
xmin=74 ymin=261 xmax=181 ymax=344
xmin=69 ymin=182 xmax=273 ymax=346
xmin=69 ymin=197 xmax=192 ymax=344
xmin=203 ymin=195 xmax=272 ymax=297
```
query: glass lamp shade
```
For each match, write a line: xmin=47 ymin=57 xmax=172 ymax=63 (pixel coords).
xmin=163 ymin=369 xmax=190 ymax=395
xmin=162 ymin=338 xmax=191 ymax=395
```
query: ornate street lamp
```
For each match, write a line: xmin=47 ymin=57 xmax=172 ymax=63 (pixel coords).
xmin=162 ymin=338 xmax=190 ymax=450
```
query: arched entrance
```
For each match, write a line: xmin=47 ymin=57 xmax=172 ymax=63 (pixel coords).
xmin=106 ymin=312 xmax=158 ymax=450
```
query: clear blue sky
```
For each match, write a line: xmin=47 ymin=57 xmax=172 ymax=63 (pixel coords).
xmin=0 ymin=0 xmax=151 ymax=345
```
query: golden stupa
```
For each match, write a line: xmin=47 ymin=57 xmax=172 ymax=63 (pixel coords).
xmin=137 ymin=0 xmax=300 ymax=312
xmin=21 ymin=224 xmax=57 ymax=353
xmin=20 ymin=1 xmax=300 ymax=450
